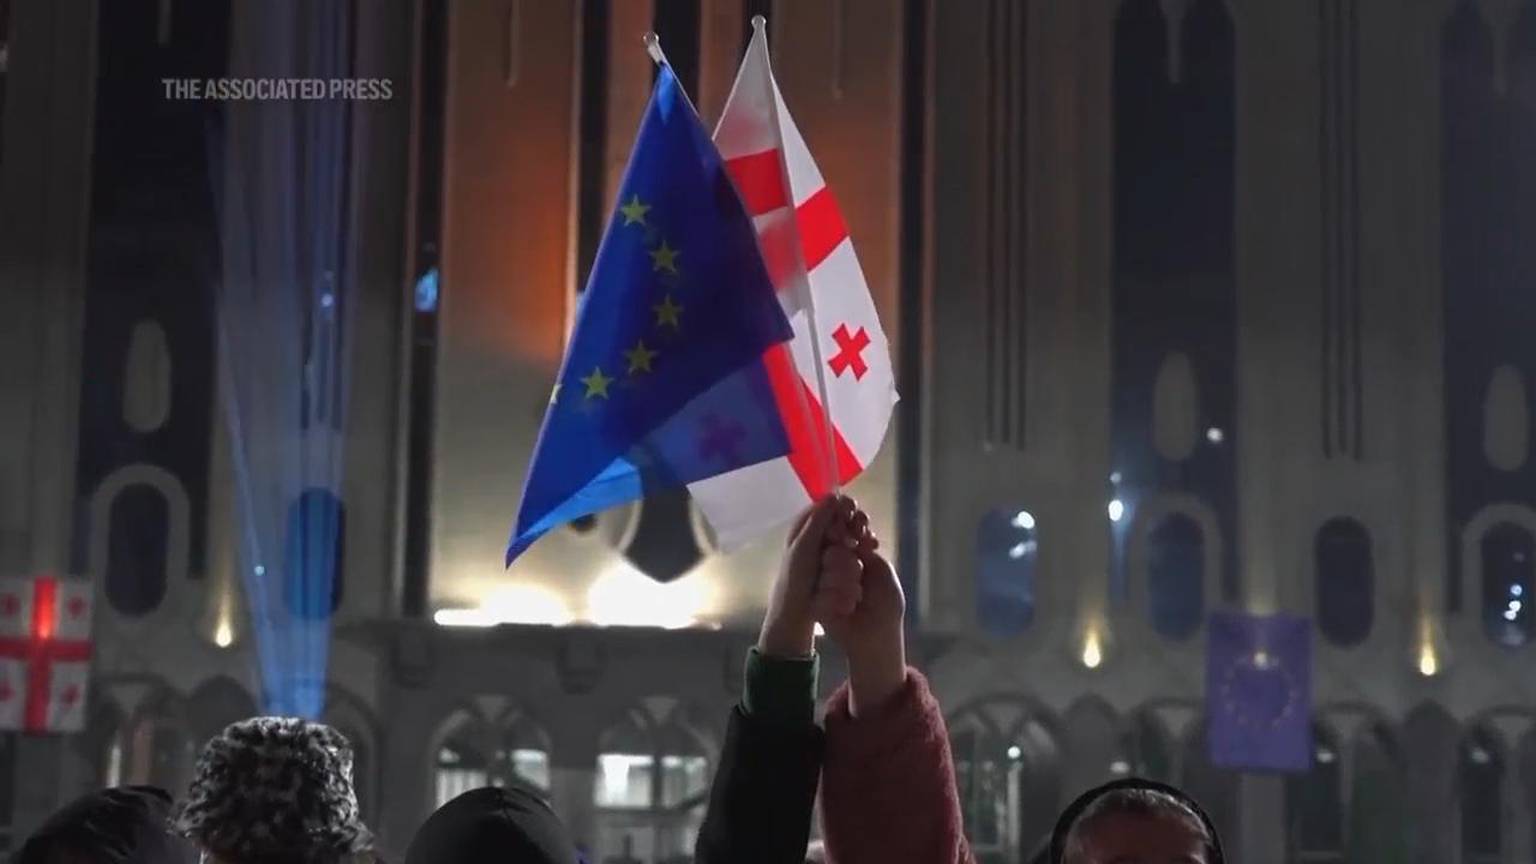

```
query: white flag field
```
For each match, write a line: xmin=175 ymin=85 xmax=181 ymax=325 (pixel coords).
xmin=687 ymin=22 xmax=899 ymax=549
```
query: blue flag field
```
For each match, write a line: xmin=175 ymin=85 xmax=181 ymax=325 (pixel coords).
xmin=506 ymin=67 xmax=793 ymax=565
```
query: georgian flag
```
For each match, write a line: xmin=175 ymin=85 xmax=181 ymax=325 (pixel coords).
xmin=0 ymin=576 xmax=94 ymax=733
xmin=687 ymin=21 xmax=899 ymax=548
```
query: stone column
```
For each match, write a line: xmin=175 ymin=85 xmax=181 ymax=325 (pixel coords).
xmin=1228 ymin=0 xmax=1324 ymax=615
xmin=1238 ymin=774 xmax=1287 ymax=864
xmin=1487 ymin=715 xmax=1535 ymax=864
xmin=0 ymin=0 xmax=98 ymax=837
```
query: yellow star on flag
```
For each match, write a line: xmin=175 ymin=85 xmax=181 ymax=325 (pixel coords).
xmin=653 ymin=295 xmax=682 ymax=329
xmin=619 ymin=195 xmax=650 ymax=227
xmin=580 ymin=367 xmax=613 ymax=399
xmin=624 ymin=341 xmax=657 ymax=374
xmin=649 ymin=240 xmax=680 ymax=274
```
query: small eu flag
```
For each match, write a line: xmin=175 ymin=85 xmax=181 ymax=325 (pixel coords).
xmin=506 ymin=67 xmax=792 ymax=565
xmin=1206 ymin=611 xmax=1313 ymax=773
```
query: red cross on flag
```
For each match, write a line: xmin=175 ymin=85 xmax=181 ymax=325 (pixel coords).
xmin=687 ymin=19 xmax=899 ymax=548
xmin=0 ymin=575 xmax=93 ymax=733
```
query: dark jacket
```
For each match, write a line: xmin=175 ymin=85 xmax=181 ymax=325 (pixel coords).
xmin=12 ymin=786 xmax=194 ymax=864
xmin=693 ymin=704 xmax=824 ymax=864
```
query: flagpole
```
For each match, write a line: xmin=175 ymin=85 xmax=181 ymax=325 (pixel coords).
xmin=642 ymin=31 xmax=668 ymax=67
xmin=646 ymin=26 xmax=843 ymax=501
xmin=750 ymin=15 xmax=844 ymax=498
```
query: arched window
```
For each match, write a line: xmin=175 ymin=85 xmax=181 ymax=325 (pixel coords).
xmin=1183 ymin=724 xmax=1241 ymax=849
xmin=1148 ymin=514 xmax=1205 ymax=641
xmin=1120 ymin=711 xmax=1172 ymax=782
xmin=79 ymin=701 xmax=128 ymax=790
xmin=498 ymin=713 xmax=552 ymax=791
xmin=949 ymin=722 xmax=1010 ymax=855
xmin=106 ymin=484 xmax=170 ymax=616
xmin=596 ymin=710 xmax=655 ymax=810
xmin=187 ymin=677 xmax=258 ymax=745
xmin=433 ymin=710 xmax=552 ymax=808
xmin=1481 ymin=522 xmax=1533 ymax=646
xmin=125 ymin=701 xmax=192 ymax=794
xmin=1521 ymin=731 xmax=1536 ymax=857
xmin=1459 ymin=726 xmax=1504 ymax=864
xmin=284 ymin=488 xmax=345 ymax=618
xmin=976 ymin=509 xmax=1038 ymax=636
xmin=594 ymin=703 xmax=712 ymax=862
xmin=1347 ymin=724 xmax=1407 ymax=862
xmin=1315 ymin=518 xmax=1374 ymax=646
xmin=1284 ymin=723 xmax=1343 ymax=863
xmin=436 ymin=724 xmax=490 ymax=808
xmin=948 ymin=703 xmax=1061 ymax=864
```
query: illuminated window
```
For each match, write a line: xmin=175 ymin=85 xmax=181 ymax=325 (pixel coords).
xmin=104 ymin=736 xmax=124 ymax=787
xmin=1315 ymin=518 xmax=1374 ymax=647
xmin=127 ymin=707 xmax=192 ymax=793
xmin=948 ymin=704 xmax=1061 ymax=863
xmin=594 ymin=705 xmax=711 ymax=863
xmin=435 ymin=734 xmax=489 ymax=809
xmin=950 ymin=725 xmax=1010 ymax=851
xmin=1148 ymin=514 xmax=1205 ymax=641
xmin=1285 ymin=724 xmax=1343 ymax=863
xmin=975 ymin=509 xmax=1037 ymax=636
xmin=1459 ymin=727 xmax=1503 ymax=864
xmin=433 ymin=712 xmax=551 ymax=809
xmin=1480 ymin=522 xmax=1533 ymax=647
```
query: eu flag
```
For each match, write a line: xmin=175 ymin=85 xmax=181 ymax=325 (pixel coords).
xmin=506 ymin=67 xmax=793 ymax=565
xmin=1206 ymin=611 xmax=1313 ymax=773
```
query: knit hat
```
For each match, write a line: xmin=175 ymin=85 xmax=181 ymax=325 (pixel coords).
xmin=1049 ymin=778 xmax=1225 ymax=864
xmin=404 ymin=783 xmax=577 ymax=864
xmin=175 ymin=717 xmax=371 ymax=864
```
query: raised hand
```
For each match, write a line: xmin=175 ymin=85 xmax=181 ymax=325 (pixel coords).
xmin=812 ymin=504 xmax=908 ymax=717
xmin=758 ymin=496 xmax=853 ymax=658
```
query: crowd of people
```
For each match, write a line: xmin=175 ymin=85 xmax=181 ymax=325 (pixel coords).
xmin=13 ymin=498 xmax=1224 ymax=864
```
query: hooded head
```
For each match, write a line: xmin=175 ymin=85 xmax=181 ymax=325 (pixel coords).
xmin=404 ymin=784 xmax=577 ymax=864
xmin=175 ymin=717 xmax=373 ymax=864
xmin=1050 ymin=779 xmax=1224 ymax=864
xmin=13 ymin=785 xmax=193 ymax=864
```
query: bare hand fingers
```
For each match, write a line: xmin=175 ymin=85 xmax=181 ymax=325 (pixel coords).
xmin=815 ymin=547 xmax=863 ymax=615
xmin=788 ymin=496 xmax=840 ymax=549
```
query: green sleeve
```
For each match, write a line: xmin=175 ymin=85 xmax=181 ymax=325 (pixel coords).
xmin=740 ymin=646 xmax=820 ymax=729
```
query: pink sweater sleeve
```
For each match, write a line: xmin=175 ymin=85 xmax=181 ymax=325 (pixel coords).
xmin=819 ymin=670 xmax=976 ymax=864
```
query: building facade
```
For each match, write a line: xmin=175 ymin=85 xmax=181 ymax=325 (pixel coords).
xmin=0 ymin=0 xmax=1533 ymax=862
